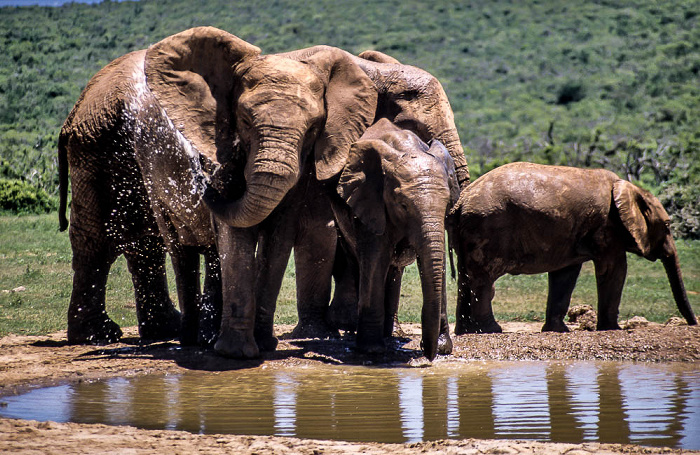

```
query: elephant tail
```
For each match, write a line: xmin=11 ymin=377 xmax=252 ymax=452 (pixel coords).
xmin=58 ymin=133 xmax=69 ymax=232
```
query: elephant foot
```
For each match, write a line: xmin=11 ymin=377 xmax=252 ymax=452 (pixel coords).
xmin=356 ymin=329 xmax=386 ymax=355
xmin=437 ymin=332 xmax=453 ymax=355
xmin=214 ymin=328 xmax=260 ymax=359
xmin=327 ymin=300 xmax=358 ymax=333
xmin=597 ymin=321 xmax=622 ymax=331
xmin=67 ymin=315 xmax=123 ymax=345
xmin=290 ymin=320 xmax=341 ymax=340
xmin=139 ymin=307 xmax=181 ymax=342
xmin=454 ymin=318 xmax=502 ymax=335
xmin=542 ymin=320 xmax=570 ymax=333
xmin=197 ymin=324 xmax=219 ymax=349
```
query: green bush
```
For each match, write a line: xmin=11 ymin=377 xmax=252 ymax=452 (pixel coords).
xmin=0 ymin=178 xmax=57 ymax=214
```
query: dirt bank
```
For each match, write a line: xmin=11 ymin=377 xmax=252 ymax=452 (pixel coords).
xmin=1 ymin=321 xmax=698 ymax=454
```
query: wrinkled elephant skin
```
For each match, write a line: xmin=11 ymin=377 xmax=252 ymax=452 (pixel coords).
xmin=452 ymin=162 xmax=697 ymax=335
xmin=332 ymin=119 xmax=460 ymax=360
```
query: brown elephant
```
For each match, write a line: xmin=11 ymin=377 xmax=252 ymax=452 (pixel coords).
xmin=330 ymin=118 xmax=460 ymax=360
xmin=58 ymin=27 xmax=377 ymax=351
xmin=279 ymin=47 xmax=471 ymax=334
xmin=58 ymin=49 xmax=183 ymax=344
xmin=451 ymin=162 xmax=697 ymax=334
xmin=58 ymin=28 xmax=469 ymax=357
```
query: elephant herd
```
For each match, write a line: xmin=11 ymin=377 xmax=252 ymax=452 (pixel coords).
xmin=58 ymin=27 xmax=697 ymax=362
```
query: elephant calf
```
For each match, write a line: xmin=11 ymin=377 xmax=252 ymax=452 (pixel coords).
xmin=331 ymin=118 xmax=460 ymax=360
xmin=452 ymin=162 xmax=697 ymax=334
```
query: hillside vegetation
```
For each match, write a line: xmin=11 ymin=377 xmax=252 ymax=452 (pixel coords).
xmin=1 ymin=0 xmax=698 ymax=236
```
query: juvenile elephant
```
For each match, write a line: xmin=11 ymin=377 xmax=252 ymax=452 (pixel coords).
xmin=452 ymin=162 xmax=697 ymax=334
xmin=330 ymin=118 xmax=460 ymax=360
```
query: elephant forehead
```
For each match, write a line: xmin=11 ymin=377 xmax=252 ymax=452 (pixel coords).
xmin=238 ymin=56 xmax=324 ymax=93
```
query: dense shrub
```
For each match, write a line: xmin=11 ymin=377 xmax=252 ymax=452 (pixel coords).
xmin=0 ymin=178 xmax=57 ymax=214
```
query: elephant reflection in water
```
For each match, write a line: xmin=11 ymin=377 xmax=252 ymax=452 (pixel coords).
xmin=64 ymin=363 xmax=699 ymax=445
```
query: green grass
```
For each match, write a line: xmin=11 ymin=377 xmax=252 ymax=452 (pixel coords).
xmin=1 ymin=213 xmax=698 ymax=337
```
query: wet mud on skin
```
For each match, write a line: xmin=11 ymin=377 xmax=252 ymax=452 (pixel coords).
xmin=1 ymin=322 xmax=699 ymax=454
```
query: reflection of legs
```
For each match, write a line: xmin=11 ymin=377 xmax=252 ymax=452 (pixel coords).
xmin=165 ymin=242 xmax=200 ymax=345
xmin=542 ymin=263 xmax=582 ymax=332
xmin=594 ymin=253 xmax=626 ymax=330
xmin=67 ymin=234 xmax=122 ymax=344
xmin=214 ymin=222 xmax=260 ymax=359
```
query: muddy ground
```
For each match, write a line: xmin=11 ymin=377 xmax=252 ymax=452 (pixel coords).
xmin=0 ymin=320 xmax=698 ymax=454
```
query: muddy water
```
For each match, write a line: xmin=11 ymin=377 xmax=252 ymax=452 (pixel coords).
xmin=1 ymin=361 xmax=699 ymax=449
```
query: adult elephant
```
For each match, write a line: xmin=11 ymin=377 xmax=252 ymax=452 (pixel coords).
xmin=58 ymin=49 xmax=183 ymax=344
xmin=452 ymin=162 xmax=697 ymax=334
xmin=330 ymin=118 xmax=460 ymax=359
xmin=58 ymin=27 xmax=377 ymax=350
xmin=278 ymin=48 xmax=471 ymax=334
xmin=141 ymin=27 xmax=378 ymax=358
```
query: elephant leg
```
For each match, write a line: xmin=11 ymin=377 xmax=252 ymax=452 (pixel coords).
xmin=383 ymin=265 xmax=404 ymax=338
xmin=356 ymin=245 xmax=391 ymax=354
xmin=292 ymin=232 xmax=339 ymax=339
xmin=291 ymin=181 xmax=339 ymax=339
xmin=213 ymin=222 xmax=260 ymax=359
xmin=199 ymin=246 xmax=222 ymax=347
xmin=67 ymin=238 xmax=122 ymax=344
xmin=455 ymin=263 xmax=502 ymax=334
xmin=461 ymin=270 xmax=502 ymax=334
xmin=327 ymin=241 xmax=359 ymax=332
xmin=166 ymin=243 xmax=201 ymax=346
xmin=253 ymin=222 xmax=293 ymax=352
xmin=123 ymin=235 xmax=181 ymax=342
xmin=594 ymin=253 xmax=627 ymax=330
xmin=437 ymin=261 xmax=453 ymax=354
xmin=453 ymin=253 xmax=472 ymax=335
xmin=542 ymin=263 xmax=582 ymax=332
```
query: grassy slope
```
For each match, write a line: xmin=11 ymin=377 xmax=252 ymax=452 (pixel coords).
xmin=1 ymin=0 xmax=698 ymax=191
xmin=1 ymin=214 xmax=698 ymax=337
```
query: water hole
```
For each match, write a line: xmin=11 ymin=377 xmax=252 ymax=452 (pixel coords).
xmin=1 ymin=361 xmax=698 ymax=449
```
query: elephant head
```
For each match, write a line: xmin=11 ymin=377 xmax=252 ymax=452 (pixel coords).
xmin=613 ymin=180 xmax=697 ymax=325
xmin=279 ymin=46 xmax=470 ymax=190
xmin=337 ymin=122 xmax=459 ymax=359
xmin=144 ymin=27 xmax=378 ymax=228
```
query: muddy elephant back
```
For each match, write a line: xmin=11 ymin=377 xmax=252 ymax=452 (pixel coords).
xmin=62 ymin=50 xmax=147 ymax=144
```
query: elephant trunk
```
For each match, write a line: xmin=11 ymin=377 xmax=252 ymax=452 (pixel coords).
xmin=416 ymin=218 xmax=447 ymax=361
xmin=433 ymin=126 xmax=470 ymax=189
xmin=662 ymin=253 xmax=697 ymax=325
xmin=205 ymin=139 xmax=300 ymax=228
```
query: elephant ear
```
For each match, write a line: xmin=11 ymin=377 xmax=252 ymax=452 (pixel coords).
xmin=337 ymin=139 xmax=390 ymax=235
xmin=613 ymin=179 xmax=652 ymax=256
xmin=300 ymin=48 xmax=378 ymax=181
xmin=144 ymin=27 xmax=261 ymax=164
xmin=357 ymin=50 xmax=401 ymax=64
xmin=425 ymin=139 xmax=460 ymax=210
